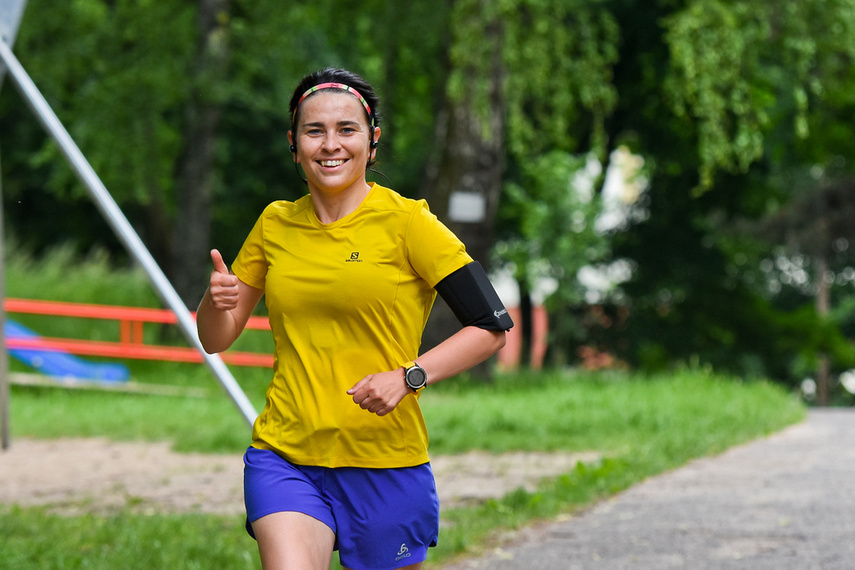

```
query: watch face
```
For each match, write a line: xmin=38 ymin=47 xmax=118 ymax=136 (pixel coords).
xmin=407 ymin=367 xmax=427 ymax=389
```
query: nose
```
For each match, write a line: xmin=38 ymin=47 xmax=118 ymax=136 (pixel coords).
xmin=321 ymin=132 xmax=341 ymax=152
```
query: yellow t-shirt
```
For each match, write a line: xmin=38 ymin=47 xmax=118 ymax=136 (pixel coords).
xmin=232 ymin=183 xmax=472 ymax=468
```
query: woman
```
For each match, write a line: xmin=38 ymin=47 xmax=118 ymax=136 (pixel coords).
xmin=197 ymin=68 xmax=512 ymax=570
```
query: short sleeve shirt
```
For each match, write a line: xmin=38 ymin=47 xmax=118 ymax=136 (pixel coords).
xmin=232 ymin=183 xmax=472 ymax=468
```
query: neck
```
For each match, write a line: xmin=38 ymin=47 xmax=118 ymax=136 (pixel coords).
xmin=310 ymin=182 xmax=372 ymax=224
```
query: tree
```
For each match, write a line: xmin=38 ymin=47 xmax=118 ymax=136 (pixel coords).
xmin=172 ymin=0 xmax=230 ymax=307
xmin=2 ymin=0 xmax=194 ymax=272
xmin=2 ymin=0 xmax=327 ymax=304
xmin=759 ymin=177 xmax=855 ymax=403
xmin=598 ymin=0 xmax=855 ymax=384
xmin=420 ymin=0 xmax=620 ymax=373
xmin=7 ymin=0 xmax=855 ymax=390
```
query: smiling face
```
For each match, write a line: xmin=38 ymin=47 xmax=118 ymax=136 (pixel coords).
xmin=289 ymin=91 xmax=380 ymax=198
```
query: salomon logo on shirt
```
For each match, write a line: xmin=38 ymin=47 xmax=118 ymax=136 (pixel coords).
xmin=346 ymin=252 xmax=363 ymax=263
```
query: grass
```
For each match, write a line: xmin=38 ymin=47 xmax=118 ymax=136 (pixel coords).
xmin=0 ymin=507 xmax=258 ymax=569
xmin=2 ymin=369 xmax=805 ymax=569
xmin=6 ymin=382 xmax=257 ymax=453
xmin=0 ymin=246 xmax=808 ymax=568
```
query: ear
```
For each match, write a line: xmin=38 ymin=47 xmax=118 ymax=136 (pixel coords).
xmin=288 ymin=131 xmax=298 ymax=162
xmin=369 ymin=126 xmax=381 ymax=160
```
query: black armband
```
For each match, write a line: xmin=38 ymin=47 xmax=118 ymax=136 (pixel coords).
xmin=435 ymin=261 xmax=514 ymax=331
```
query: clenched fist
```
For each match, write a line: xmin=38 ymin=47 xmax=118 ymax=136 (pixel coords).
xmin=208 ymin=249 xmax=239 ymax=311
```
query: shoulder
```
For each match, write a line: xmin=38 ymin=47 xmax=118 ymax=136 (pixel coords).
xmin=251 ymin=196 xmax=314 ymax=232
xmin=363 ymin=184 xmax=431 ymax=217
xmin=259 ymin=195 xmax=312 ymax=220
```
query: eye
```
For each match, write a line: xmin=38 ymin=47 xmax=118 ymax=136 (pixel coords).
xmin=306 ymin=128 xmax=323 ymax=136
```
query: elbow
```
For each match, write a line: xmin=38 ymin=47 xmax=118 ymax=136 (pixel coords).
xmin=481 ymin=328 xmax=506 ymax=354
xmin=198 ymin=329 xmax=230 ymax=355
xmin=469 ymin=327 xmax=507 ymax=355
xmin=201 ymin=343 xmax=220 ymax=355
xmin=196 ymin=310 xmax=238 ymax=354
xmin=495 ymin=330 xmax=507 ymax=352
xmin=198 ymin=335 xmax=220 ymax=355
xmin=496 ymin=330 xmax=507 ymax=351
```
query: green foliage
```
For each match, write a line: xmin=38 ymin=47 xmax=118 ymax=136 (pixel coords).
xmin=5 ymin=242 xmax=160 ymax=307
xmin=664 ymin=2 xmax=770 ymax=188
xmin=14 ymin=0 xmax=194 ymax=205
xmin=603 ymin=205 xmax=855 ymax=383
xmin=597 ymin=0 xmax=855 ymax=385
xmin=447 ymin=0 xmax=619 ymax=158
xmin=663 ymin=0 xmax=855 ymax=190
xmin=502 ymin=0 xmax=619 ymax=159
xmin=1 ymin=0 xmax=456 ymax=261
xmin=498 ymin=152 xmax=604 ymax=285
xmin=7 ymin=0 xmax=855 ymax=386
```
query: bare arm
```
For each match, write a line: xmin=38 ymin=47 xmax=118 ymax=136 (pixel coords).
xmin=347 ymin=326 xmax=506 ymax=416
xmin=416 ymin=326 xmax=507 ymax=385
xmin=196 ymin=249 xmax=264 ymax=353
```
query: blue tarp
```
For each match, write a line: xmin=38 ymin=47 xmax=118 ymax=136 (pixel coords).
xmin=5 ymin=319 xmax=130 ymax=382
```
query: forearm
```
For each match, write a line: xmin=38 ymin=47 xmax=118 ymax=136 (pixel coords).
xmin=196 ymin=290 xmax=241 ymax=353
xmin=348 ymin=326 xmax=506 ymax=416
xmin=416 ymin=326 xmax=507 ymax=386
xmin=196 ymin=278 xmax=264 ymax=353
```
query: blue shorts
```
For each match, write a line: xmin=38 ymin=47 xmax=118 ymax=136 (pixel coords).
xmin=243 ymin=446 xmax=439 ymax=570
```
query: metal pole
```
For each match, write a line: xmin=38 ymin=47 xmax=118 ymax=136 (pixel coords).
xmin=0 ymin=39 xmax=257 ymax=427
xmin=0 ymin=0 xmax=27 ymax=450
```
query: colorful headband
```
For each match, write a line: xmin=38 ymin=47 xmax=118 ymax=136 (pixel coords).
xmin=293 ymin=82 xmax=374 ymax=126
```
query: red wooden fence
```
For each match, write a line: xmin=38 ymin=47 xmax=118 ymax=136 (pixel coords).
xmin=4 ymin=298 xmax=273 ymax=368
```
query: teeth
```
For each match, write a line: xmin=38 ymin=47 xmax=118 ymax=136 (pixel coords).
xmin=321 ymin=160 xmax=344 ymax=167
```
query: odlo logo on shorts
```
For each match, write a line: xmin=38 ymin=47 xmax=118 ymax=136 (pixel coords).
xmin=395 ymin=543 xmax=411 ymax=562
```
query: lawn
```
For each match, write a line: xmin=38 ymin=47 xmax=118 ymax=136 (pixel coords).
xmin=1 ymin=368 xmax=805 ymax=569
xmin=0 ymin=247 xmax=807 ymax=568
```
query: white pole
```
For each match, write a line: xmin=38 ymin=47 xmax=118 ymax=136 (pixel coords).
xmin=0 ymin=39 xmax=257 ymax=427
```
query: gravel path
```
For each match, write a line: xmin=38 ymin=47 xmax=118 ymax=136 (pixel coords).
xmin=440 ymin=408 xmax=855 ymax=570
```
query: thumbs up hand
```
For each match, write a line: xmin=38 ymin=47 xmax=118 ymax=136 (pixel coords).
xmin=208 ymin=249 xmax=239 ymax=310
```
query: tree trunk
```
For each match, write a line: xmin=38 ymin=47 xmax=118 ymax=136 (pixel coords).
xmin=815 ymin=253 xmax=830 ymax=406
xmin=420 ymin=15 xmax=506 ymax=381
xmin=171 ymin=0 xmax=229 ymax=308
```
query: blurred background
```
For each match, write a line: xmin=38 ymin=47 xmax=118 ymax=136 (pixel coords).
xmin=3 ymin=0 xmax=855 ymax=404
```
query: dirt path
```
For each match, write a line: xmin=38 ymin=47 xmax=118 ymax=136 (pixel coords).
xmin=0 ymin=437 xmax=598 ymax=517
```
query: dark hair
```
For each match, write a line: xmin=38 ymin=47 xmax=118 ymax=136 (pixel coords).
xmin=289 ymin=68 xmax=381 ymax=167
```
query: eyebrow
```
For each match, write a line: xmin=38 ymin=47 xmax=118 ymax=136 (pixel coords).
xmin=301 ymin=120 xmax=363 ymax=129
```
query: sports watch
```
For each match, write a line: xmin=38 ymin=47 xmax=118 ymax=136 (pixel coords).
xmin=404 ymin=361 xmax=428 ymax=392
